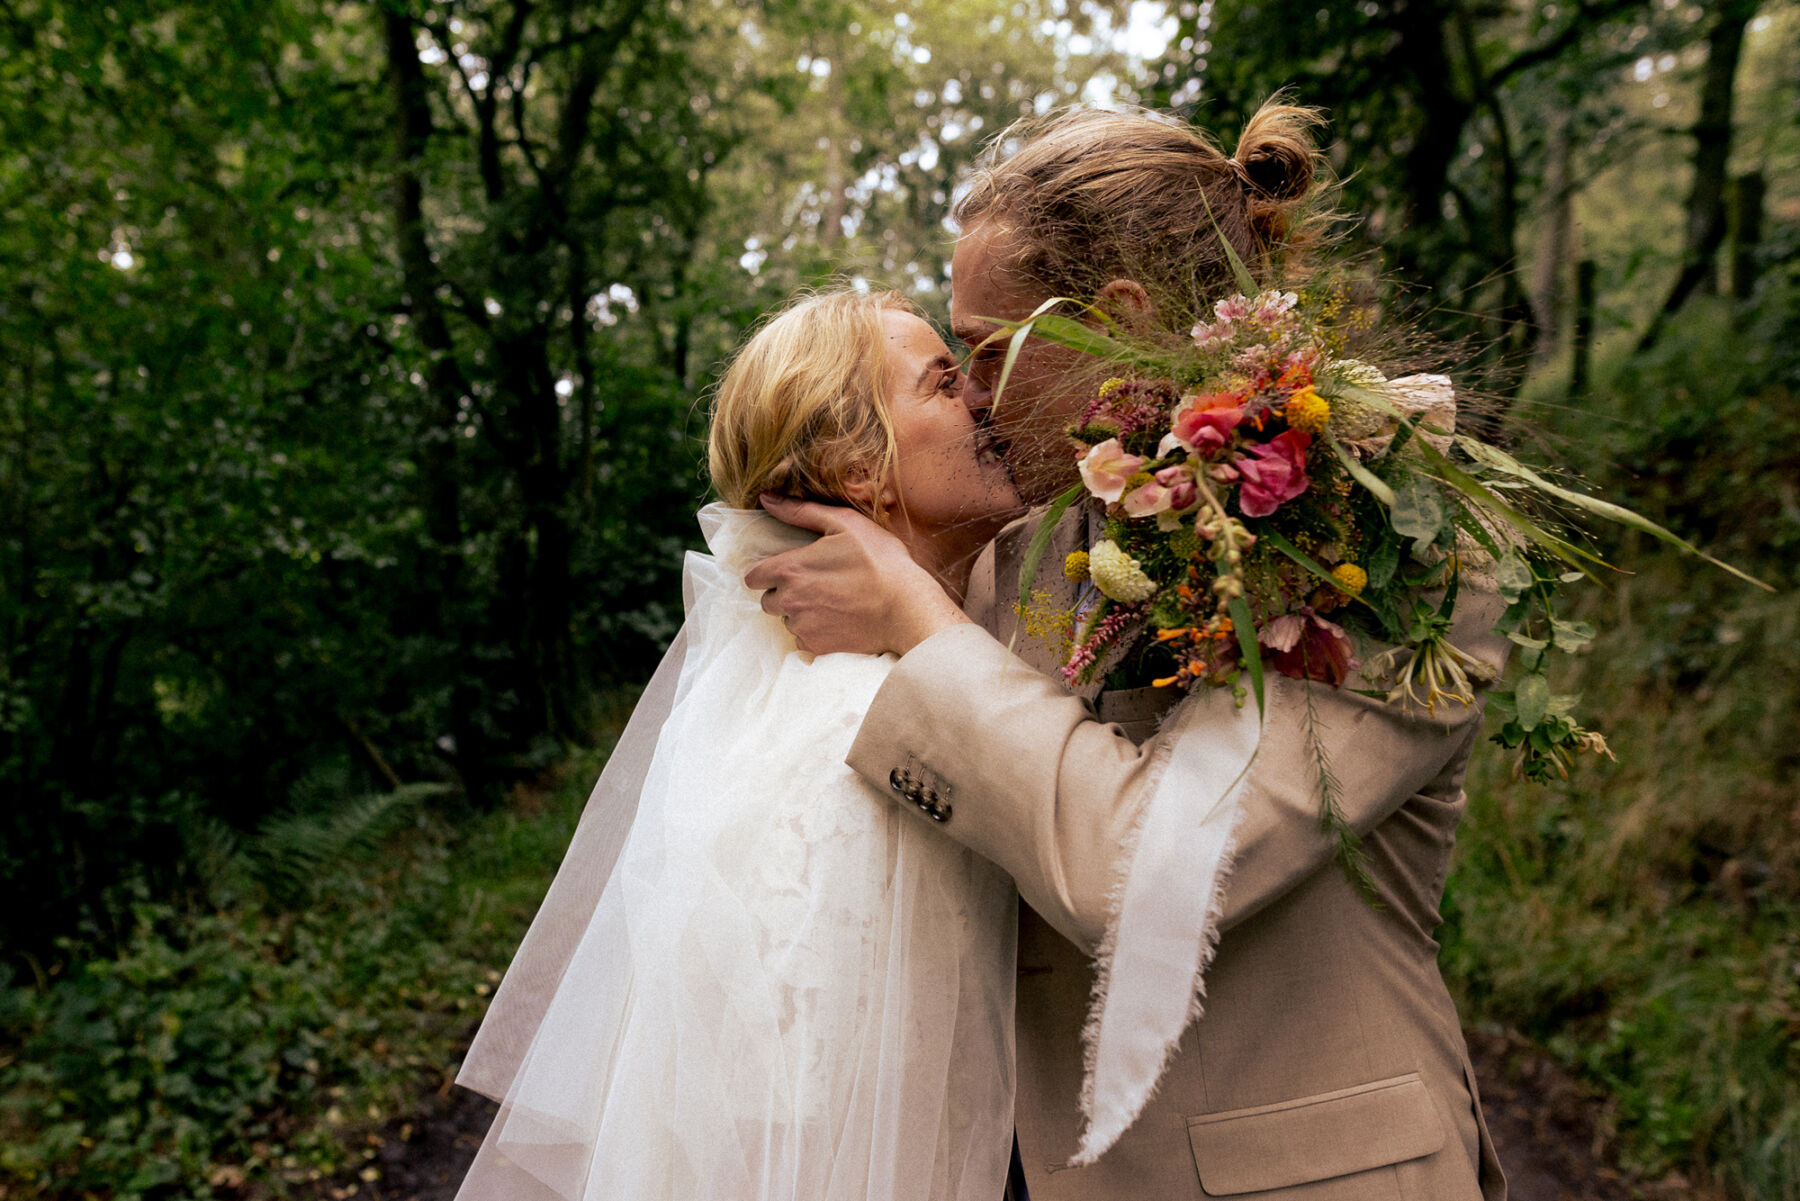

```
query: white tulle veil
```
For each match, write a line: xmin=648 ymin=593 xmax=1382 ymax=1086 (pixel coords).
xmin=454 ymin=504 xmax=1016 ymax=1201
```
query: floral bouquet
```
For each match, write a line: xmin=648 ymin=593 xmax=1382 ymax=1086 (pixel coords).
xmin=990 ymin=265 xmax=1769 ymax=856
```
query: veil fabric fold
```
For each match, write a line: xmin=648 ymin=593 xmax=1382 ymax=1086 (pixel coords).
xmin=455 ymin=504 xmax=1016 ymax=1201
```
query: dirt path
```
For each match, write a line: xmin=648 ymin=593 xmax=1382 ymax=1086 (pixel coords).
xmin=315 ymin=1027 xmax=1699 ymax=1201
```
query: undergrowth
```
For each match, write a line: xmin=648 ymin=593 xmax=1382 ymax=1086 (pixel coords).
xmin=1443 ymin=279 xmax=1800 ymax=1201
xmin=0 ymin=745 xmax=609 ymax=1198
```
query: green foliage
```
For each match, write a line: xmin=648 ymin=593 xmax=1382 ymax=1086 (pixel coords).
xmin=0 ymin=751 xmax=607 ymax=1199
xmin=1443 ymin=275 xmax=1800 ymax=1200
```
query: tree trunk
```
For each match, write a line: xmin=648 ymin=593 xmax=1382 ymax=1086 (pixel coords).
xmin=1730 ymin=169 xmax=1766 ymax=300
xmin=1390 ymin=0 xmax=1474 ymax=285
xmin=1639 ymin=0 xmax=1761 ymax=350
xmin=1571 ymin=258 xmax=1597 ymax=400
xmin=1531 ymin=113 xmax=1575 ymax=368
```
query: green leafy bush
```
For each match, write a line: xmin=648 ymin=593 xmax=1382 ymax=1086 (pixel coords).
xmin=1444 ymin=274 xmax=1800 ymax=1201
xmin=0 ymin=751 xmax=602 ymax=1199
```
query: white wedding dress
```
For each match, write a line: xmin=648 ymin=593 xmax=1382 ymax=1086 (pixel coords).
xmin=453 ymin=504 xmax=1018 ymax=1201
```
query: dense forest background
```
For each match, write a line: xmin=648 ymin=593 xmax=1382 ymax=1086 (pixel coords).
xmin=2 ymin=0 xmax=1795 ymax=1197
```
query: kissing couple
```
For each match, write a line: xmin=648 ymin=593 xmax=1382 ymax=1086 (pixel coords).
xmin=453 ymin=96 xmax=1511 ymax=1201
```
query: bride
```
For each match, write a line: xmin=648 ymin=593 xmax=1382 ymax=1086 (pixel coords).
xmin=451 ymin=287 xmax=1026 ymax=1201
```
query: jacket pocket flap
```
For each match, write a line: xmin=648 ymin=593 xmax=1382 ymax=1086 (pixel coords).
xmin=1186 ymin=1073 xmax=1446 ymax=1196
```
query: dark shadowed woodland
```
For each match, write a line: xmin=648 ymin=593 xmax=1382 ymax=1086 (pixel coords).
xmin=1 ymin=0 xmax=1796 ymax=1197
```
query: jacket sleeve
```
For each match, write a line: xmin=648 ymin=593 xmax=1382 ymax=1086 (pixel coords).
xmin=844 ymin=589 xmax=1510 ymax=954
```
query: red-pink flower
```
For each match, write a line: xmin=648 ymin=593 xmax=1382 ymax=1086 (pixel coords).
xmin=1155 ymin=464 xmax=1198 ymax=511
xmin=1160 ymin=395 xmax=1244 ymax=458
xmin=1259 ymin=608 xmax=1360 ymax=686
xmin=1234 ymin=429 xmax=1312 ymax=517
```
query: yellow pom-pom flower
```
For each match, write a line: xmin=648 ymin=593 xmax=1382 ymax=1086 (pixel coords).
xmin=1331 ymin=562 xmax=1368 ymax=598
xmin=1064 ymin=550 xmax=1091 ymax=583
xmin=1089 ymin=540 xmax=1157 ymax=603
xmin=1097 ymin=377 xmax=1128 ymax=400
xmin=1284 ymin=386 xmax=1331 ymax=435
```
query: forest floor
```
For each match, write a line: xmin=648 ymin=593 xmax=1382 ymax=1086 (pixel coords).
xmin=302 ymin=1024 xmax=1717 ymax=1201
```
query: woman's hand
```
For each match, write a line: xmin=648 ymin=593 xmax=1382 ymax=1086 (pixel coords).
xmin=745 ymin=494 xmax=972 ymax=656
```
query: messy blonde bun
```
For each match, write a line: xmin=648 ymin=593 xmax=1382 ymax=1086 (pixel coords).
xmin=954 ymin=94 xmax=1332 ymax=327
xmin=707 ymin=287 xmax=913 ymax=514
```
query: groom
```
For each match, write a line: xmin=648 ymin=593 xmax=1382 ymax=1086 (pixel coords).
xmin=748 ymin=102 xmax=1509 ymax=1201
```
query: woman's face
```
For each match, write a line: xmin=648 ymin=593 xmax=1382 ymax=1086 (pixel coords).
xmin=875 ymin=309 xmax=1024 ymax=550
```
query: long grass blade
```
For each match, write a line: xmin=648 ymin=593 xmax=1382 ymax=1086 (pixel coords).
xmin=1454 ymin=436 xmax=1774 ymax=591
xmin=1324 ymin=431 xmax=1396 ymax=507
xmin=1228 ymin=594 xmax=1265 ymax=715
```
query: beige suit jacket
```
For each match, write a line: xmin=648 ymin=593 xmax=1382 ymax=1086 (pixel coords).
xmin=846 ymin=509 xmax=1510 ymax=1201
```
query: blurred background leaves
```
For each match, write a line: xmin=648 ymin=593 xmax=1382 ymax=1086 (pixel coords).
xmin=0 ymin=0 xmax=1795 ymax=1196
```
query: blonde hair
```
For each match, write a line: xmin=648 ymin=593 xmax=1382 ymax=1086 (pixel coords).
xmin=707 ymin=287 xmax=917 ymax=513
xmin=954 ymin=95 xmax=1331 ymax=327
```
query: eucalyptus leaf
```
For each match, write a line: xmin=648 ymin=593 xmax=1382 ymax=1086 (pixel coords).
xmin=1495 ymin=552 xmax=1534 ymax=605
xmin=1390 ymin=477 xmax=1445 ymax=549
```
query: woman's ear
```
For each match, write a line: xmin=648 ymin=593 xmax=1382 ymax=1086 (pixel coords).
xmin=1095 ymin=278 xmax=1156 ymax=332
xmin=840 ymin=461 xmax=897 ymax=514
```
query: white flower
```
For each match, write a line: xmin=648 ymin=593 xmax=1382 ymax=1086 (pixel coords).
xmin=1089 ymin=540 xmax=1157 ymax=603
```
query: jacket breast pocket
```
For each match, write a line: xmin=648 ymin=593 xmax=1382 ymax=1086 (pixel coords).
xmin=1186 ymin=1073 xmax=1446 ymax=1196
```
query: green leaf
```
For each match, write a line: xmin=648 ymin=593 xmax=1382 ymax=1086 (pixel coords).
xmin=1515 ymin=673 xmax=1551 ymax=732
xmin=1228 ymin=594 xmax=1265 ymax=715
xmin=1390 ymin=477 xmax=1445 ymax=549
xmin=1454 ymin=435 xmax=1773 ymax=592
xmin=1551 ymin=618 xmax=1595 ymax=650
xmin=1263 ymin=528 xmax=1354 ymax=594
xmin=1333 ymin=384 xmax=1607 ymax=572
xmin=1013 ymin=483 xmax=1087 ymax=621
xmin=984 ymin=297 xmax=1068 ymax=423
xmin=1495 ymin=551 xmax=1534 ymax=605
xmin=1366 ymin=525 xmax=1401 ymax=591
xmin=1325 ymin=431 xmax=1397 ymax=507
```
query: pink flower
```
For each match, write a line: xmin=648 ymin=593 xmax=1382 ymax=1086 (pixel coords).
xmin=1214 ymin=294 xmax=1252 ymax=322
xmin=1191 ymin=295 xmax=1253 ymax=350
xmin=1155 ymin=464 xmax=1198 ymax=511
xmin=1122 ymin=464 xmax=1200 ymax=518
xmin=1251 ymin=290 xmax=1299 ymax=329
xmin=1078 ymin=438 xmax=1146 ymax=504
xmin=1190 ymin=318 xmax=1234 ymax=351
xmin=1160 ymin=394 xmax=1244 ymax=458
xmin=1259 ymin=608 xmax=1360 ymax=686
xmin=1121 ymin=479 xmax=1172 ymax=517
xmin=1234 ymin=429 xmax=1312 ymax=517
